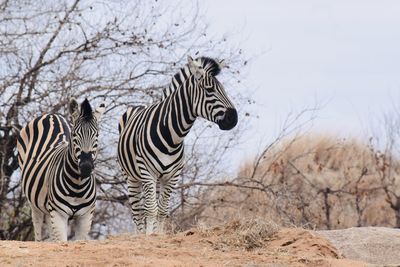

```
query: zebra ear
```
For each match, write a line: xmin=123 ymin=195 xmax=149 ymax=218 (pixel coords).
xmin=218 ymin=59 xmax=227 ymax=69
xmin=187 ymin=55 xmax=195 ymax=65
xmin=94 ymin=103 xmax=105 ymax=120
xmin=69 ymin=98 xmax=80 ymax=121
xmin=187 ymin=55 xmax=204 ymax=79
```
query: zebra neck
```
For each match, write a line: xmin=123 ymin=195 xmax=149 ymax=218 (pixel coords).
xmin=160 ymin=80 xmax=196 ymax=146
xmin=163 ymin=65 xmax=191 ymax=99
xmin=62 ymin=142 xmax=81 ymax=181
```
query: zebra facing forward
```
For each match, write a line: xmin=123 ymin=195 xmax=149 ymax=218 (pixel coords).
xmin=17 ymin=98 xmax=105 ymax=241
xmin=118 ymin=56 xmax=238 ymax=234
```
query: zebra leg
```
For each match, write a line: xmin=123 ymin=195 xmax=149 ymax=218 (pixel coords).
xmin=140 ymin=169 xmax=157 ymax=235
xmin=74 ymin=211 xmax=93 ymax=240
xmin=31 ymin=207 xmax=45 ymax=241
xmin=127 ymin=178 xmax=144 ymax=234
xmin=157 ymin=175 xmax=179 ymax=234
xmin=42 ymin=214 xmax=52 ymax=241
xmin=50 ymin=210 xmax=68 ymax=241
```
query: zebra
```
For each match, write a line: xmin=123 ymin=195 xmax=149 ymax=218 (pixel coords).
xmin=17 ymin=98 xmax=105 ymax=241
xmin=118 ymin=56 xmax=238 ymax=234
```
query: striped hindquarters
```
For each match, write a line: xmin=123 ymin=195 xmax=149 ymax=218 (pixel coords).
xmin=118 ymin=106 xmax=144 ymax=134
xmin=118 ymin=106 xmax=145 ymax=178
xmin=17 ymin=114 xmax=69 ymax=212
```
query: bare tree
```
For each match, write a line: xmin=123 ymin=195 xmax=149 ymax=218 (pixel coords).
xmin=373 ymin=110 xmax=400 ymax=227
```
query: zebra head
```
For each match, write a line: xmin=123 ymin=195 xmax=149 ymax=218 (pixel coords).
xmin=187 ymin=56 xmax=238 ymax=130
xmin=69 ymin=98 xmax=105 ymax=178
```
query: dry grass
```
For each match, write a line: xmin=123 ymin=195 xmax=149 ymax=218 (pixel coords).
xmin=195 ymin=218 xmax=280 ymax=250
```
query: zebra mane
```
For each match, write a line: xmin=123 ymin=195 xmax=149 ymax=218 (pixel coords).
xmin=81 ymin=99 xmax=93 ymax=121
xmin=200 ymin=57 xmax=222 ymax=76
xmin=162 ymin=57 xmax=221 ymax=99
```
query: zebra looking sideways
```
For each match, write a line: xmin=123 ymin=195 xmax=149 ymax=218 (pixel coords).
xmin=17 ymin=98 xmax=105 ymax=241
xmin=118 ymin=56 xmax=238 ymax=234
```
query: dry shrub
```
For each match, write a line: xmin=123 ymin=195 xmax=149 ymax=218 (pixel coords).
xmin=196 ymin=218 xmax=280 ymax=250
xmin=184 ymin=134 xmax=400 ymax=230
xmin=222 ymin=219 xmax=280 ymax=250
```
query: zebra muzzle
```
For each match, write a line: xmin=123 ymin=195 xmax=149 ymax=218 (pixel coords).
xmin=218 ymin=108 xmax=238 ymax=130
xmin=79 ymin=152 xmax=94 ymax=178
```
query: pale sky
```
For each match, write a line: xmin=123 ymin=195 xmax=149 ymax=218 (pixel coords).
xmin=201 ymin=0 xmax=400 ymax=159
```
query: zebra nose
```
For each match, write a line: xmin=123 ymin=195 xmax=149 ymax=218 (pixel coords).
xmin=79 ymin=152 xmax=94 ymax=178
xmin=218 ymin=108 xmax=238 ymax=130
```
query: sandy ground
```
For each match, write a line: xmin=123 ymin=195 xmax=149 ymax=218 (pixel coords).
xmin=0 ymin=225 xmax=365 ymax=267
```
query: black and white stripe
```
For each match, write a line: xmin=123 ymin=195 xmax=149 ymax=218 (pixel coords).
xmin=118 ymin=56 xmax=238 ymax=234
xmin=17 ymin=98 xmax=105 ymax=241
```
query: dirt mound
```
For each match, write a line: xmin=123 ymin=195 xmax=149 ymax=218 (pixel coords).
xmin=319 ymin=227 xmax=400 ymax=266
xmin=0 ymin=221 xmax=362 ymax=267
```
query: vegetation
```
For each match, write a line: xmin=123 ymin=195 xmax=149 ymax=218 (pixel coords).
xmin=187 ymin=133 xmax=400 ymax=230
xmin=0 ymin=0 xmax=247 ymax=240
